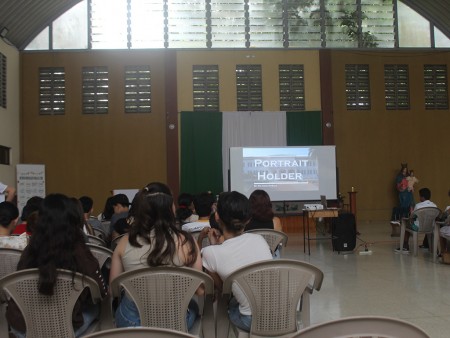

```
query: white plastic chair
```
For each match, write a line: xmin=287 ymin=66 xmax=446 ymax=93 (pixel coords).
xmin=290 ymin=316 xmax=430 ymax=338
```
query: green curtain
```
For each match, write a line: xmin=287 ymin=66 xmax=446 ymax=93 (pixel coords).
xmin=286 ymin=111 xmax=323 ymax=145
xmin=180 ymin=111 xmax=223 ymax=195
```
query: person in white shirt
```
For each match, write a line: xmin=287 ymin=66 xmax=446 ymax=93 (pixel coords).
xmin=202 ymin=191 xmax=272 ymax=332
xmin=439 ymin=189 xmax=450 ymax=253
xmin=0 ymin=181 xmax=16 ymax=202
xmin=395 ymin=187 xmax=437 ymax=254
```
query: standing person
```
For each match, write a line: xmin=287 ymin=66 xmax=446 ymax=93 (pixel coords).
xmin=245 ymin=189 xmax=282 ymax=232
xmin=390 ymin=165 xmax=414 ymax=225
xmin=202 ymin=191 xmax=272 ymax=332
xmin=6 ymin=193 xmax=107 ymax=337
xmin=110 ymin=182 xmax=202 ymax=329
xmin=0 ymin=201 xmax=28 ymax=249
xmin=0 ymin=181 xmax=16 ymax=202
xmin=395 ymin=187 xmax=437 ymax=254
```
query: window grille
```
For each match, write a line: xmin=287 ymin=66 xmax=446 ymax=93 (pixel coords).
xmin=82 ymin=66 xmax=109 ymax=114
xmin=361 ymin=0 xmax=395 ymax=48
xmin=345 ymin=64 xmax=371 ymax=110
xmin=236 ymin=64 xmax=262 ymax=111
xmin=210 ymin=0 xmax=247 ymax=48
xmin=39 ymin=67 xmax=66 ymax=115
xmin=124 ymin=65 xmax=151 ymax=113
xmin=0 ymin=53 xmax=6 ymax=109
xmin=384 ymin=64 xmax=409 ymax=110
xmin=0 ymin=145 xmax=10 ymax=165
xmin=424 ymin=64 xmax=448 ymax=110
xmin=279 ymin=64 xmax=305 ymax=111
xmin=193 ymin=65 xmax=220 ymax=111
xmin=248 ymin=0 xmax=283 ymax=48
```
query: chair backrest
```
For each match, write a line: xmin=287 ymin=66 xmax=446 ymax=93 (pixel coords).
xmin=87 ymin=234 xmax=107 ymax=247
xmin=92 ymin=227 xmax=107 ymax=241
xmin=290 ymin=316 xmax=430 ymax=338
xmin=244 ymin=229 xmax=288 ymax=254
xmin=110 ymin=266 xmax=214 ymax=334
xmin=0 ymin=268 xmax=102 ymax=338
xmin=86 ymin=243 xmax=113 ymax=270
xmin=83 ymin=327 xmax=197 ymax=338
xmin=413 ymin=207 xmax=441 ymax=233
xmin=0 ymin=248 xmax=22 ymax=302
xmin=221 ymin=259 xmax=323 ymax=337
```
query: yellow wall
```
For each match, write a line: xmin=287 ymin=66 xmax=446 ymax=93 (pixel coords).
xmin=18 ymin=49 xmax=450 ymax=222
xmin=0 ymin=40 xmax=20 ymax=187
xmin=177 ymin=50 xmax=321 ymax=111
xmin=331 ymin=50 xmax=450 ymax=220
xmin=21 ymin=50 xmax=168 ymax=207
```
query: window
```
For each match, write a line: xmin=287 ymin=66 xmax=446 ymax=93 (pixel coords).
xmin=424 ymin=65 xmax=448 ymax=110
xmin=82 ymin=66 xmax=109 ymax=114
xmin=39 ymin=67 xmax=66 ymax=115
xmin=193 ymin=65 xmax=220 ymax=111
xmin=345 ymin=64 xmax=371 ymax=110
xmin=384 ymin=64 xmax=409 ymax=110
xmin=236 ymin=64 xmax=262 ymax=111
xmin=279 ymin=64 xmax=305 ymax=111
xmin=124 ymin=65 xmax=151 ymax=113
xmin=0 ymin=53 xmax=6 ymax=109
xmin=0 ymin=145 xmax=10 ymax=165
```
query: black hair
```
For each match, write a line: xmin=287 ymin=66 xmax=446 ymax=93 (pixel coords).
xmin=79 ymin=196 xmax=94 ymax=213
xmin=193 ymin=192 xmax=215 ymax=218
xmin=129 ymin=182 xmax=197 ymax=267
xmin=216 ymin=191 xmax=250 ymax=234
xmin=0 ymin=201 xmax=19 ymax=228
xmin=419 ymin=188 xmax=431 ymax=200
xmin=21 ymin=196 xmax=44 ymax=221
xmin=176 ymin=192 xmax=194 ymax=223
xmin=17 ymin=193 xmax=96 ymax=295
xmin=101 ymin=196 xmax=115 ymax=221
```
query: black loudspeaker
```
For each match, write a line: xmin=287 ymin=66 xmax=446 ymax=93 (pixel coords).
xmin=332 ymin=212 xmax=357 ymax=253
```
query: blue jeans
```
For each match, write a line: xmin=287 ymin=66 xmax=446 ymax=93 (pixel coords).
xmin=228 ymin=297 xmax=252 ymax=332
xmin=115 ymin=294 xmax=199 ymax=330
xmin=10 ymin=302 xmax=100 ymax=338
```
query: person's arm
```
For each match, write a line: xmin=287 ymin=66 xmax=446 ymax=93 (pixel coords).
xmin=273 ymin=216 xmax=283 ymax=232
xmin=109 ymin=234 xmax=128 ymax=284
xmin=4 ymin=185 xmax=16 ymax=202
xmin=205 ymin=269 xmax=223 ymax=293
xmin=180 ymin=234 xmax=204 ymax=295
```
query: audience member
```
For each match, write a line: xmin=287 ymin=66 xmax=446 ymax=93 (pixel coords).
xmin=109 ymin=194 xmax=130 ymax=235
xmin=176 ymin=192 xmax=199 ymax=225
xmin=6 ymin=193 xmax=107 ymax=337
xmin=395 ymin=187 xmax=437 ymax=254
xmin=79 ymin=196 xmax=105 ymax=234
xmin=110 ymin=182 xmax=202 ymax=329
xmin=202 ymin=191 xmax=272 ymax=332
xmin=182 ymin=192 xmax=215 ymax=232
xmin=0 ymin=201 xmax=27 ymax=250
xmin=439 ymin=189 xmax=450 ymax=254
xmin=0 ymin=181 xmax=16 ymax=202
xmin=12 ymin=196 xmax=43 ymax=235
xmin=245 ymin=189 xmax=282 ymax=232
xmin=100 ymin=196 xmax=115 ymax=221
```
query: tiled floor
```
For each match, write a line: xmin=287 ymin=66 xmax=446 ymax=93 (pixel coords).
xmin=281 ymin=220 xmax=450 ymax=338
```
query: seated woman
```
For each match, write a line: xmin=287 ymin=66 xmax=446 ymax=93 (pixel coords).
xmin=6 ymin=193 xmax=107 ymax=338
xmin=202 ymin=191 xmax=272 ymax=332
xmin=175 ymin=192 xmax=199 ymax=225
xmin=12 ymin=196 xmax=43 ymax=235
xmin=110 ymin=182 xmax=203 ymax=329
xmin=245 ymin=189 xmax=282 ymax=232
xmin=0 ymin=201 xmax=28 ymax=250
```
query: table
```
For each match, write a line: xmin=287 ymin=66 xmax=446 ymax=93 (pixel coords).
xmin=303 ymin=208 xmax=339 ymax=255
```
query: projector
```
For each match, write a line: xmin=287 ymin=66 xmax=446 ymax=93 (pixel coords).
xmin=303 ymin=204 xmax=324 ymax=210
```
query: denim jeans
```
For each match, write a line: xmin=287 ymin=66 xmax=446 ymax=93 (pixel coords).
xmin=10 ymin=302 xmax=100 ymax=338
xmin=228 ymin=297 xmax=252 ymax=332
xmin=115 ymin=294 xmax=199 ymax=330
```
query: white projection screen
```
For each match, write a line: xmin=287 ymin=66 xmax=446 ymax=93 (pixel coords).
xmin=229 ymin=146 xmax=337 ymax=201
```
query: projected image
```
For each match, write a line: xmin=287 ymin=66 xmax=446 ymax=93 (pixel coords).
xmin=230 ymin=146 xmax=337 ymax=201
xmin=242 ymin=147 xmax=319 ymax=192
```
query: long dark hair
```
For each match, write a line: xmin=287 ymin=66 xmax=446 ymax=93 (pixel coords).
xmin=249 ymin=189 xmax=274 ymax=223
xmin=17 ymin=193 xmax=96 ymax=295
xmin=128 ymin=182 xmax=197 ymax=267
